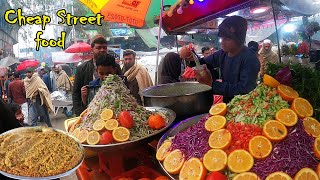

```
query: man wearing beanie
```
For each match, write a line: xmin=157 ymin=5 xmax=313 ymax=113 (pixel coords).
xmin=196 ymin=16 xmax=260 ymax=103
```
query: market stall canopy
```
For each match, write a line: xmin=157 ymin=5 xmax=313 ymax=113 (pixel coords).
xmin=280 ymin=0 xmax=320 ymax=15
xmin=162 ymin=0 xmax=256 ymax=34
xmin=16 ymin=59 xmax=39 ymax=71
xmin=65 ymin=42 xmax=91 ymax=53
xmin=0 ymin=56 xmax=19 ymax=68
xmin=78 ymin=0 xmax=177 ymax=28
xmin=52 ymin=52 xmax=82 ymax=64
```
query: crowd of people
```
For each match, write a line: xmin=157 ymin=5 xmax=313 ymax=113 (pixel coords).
xmin=0 ymin=15 xmax=281 ymax=136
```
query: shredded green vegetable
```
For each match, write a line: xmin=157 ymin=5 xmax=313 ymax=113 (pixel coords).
xmin=226 ymin=84 xmax=289 ymax=126
xmin=78 ymin=75 xmax=168 ymax=140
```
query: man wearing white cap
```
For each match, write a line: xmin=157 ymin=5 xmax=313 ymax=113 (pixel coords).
xmin=258 ymin=39 xmax=279 ymax=76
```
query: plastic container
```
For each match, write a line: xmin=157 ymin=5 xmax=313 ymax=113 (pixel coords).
xmin=113 ymin=166 xmax=163 ymax=180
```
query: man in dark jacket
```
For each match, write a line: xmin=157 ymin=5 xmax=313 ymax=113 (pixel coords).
xmin=72 ymin=36 xmax=108 ymax=116
xmin=195 ymin=16 xmax=260 ymax=103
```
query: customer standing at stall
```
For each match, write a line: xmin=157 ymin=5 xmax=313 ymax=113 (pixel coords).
xmin=24 ymin=67 xmax=53 ymax=127
xmin=72 ymin=35 xmax=108 ymax=116
xmin=258 ymin=39 xmax=279 ymax=76
xmin=122 ymin=49 xmax=153 ymax=105
xmin=195 ymin=16 xmax=260 ymax=103
xmin=158 ymin=52 xmax=182 ymax=84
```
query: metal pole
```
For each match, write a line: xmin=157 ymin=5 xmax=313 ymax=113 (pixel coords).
xmin=71 ymin=1 xmax=76 ymax=43
xmin=176 ymin=35 xmax=179 ymax=53
xmin=271 ymin=0 xmax=282 ymax=62
xmin=155 ymin=0 xmax=164 ymax=85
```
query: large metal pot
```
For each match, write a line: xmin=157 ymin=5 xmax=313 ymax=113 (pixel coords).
xmin=141 ymin=82 xmax=213 ymax=119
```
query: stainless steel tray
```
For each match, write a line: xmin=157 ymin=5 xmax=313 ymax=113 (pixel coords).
xmin=82 ymin=107 xmax=176 ymax=152
xmin=0 ymin=127 xmax=84 ymax=180
xmin=157 ymin=113 xmax=207 ymax=180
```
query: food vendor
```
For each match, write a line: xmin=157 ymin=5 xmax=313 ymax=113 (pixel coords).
xmin=194 ymin=16 xmax=260 ymax=103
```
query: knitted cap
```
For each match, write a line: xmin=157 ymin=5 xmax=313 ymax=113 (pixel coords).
xmin=218 ymin=16 xmax=248 ymax=45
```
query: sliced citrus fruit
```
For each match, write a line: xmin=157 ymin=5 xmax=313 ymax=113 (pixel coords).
xmin=265 ymin=171 xmax=292 ymax=180
xmin=263 ymin=74 xmax=280 ymax=88
xmin=303 ymin=117 xmax=320 ymax=138
xmin=316 ymin=164 xmax=320 ymax=179
xmin=232 ymin=172 xmax=260 ymax=180
xmin=205 ymin=115 xmax=227 ymax=132
xmin=70 ymin=127 xmax=81 ymax=139
xmin=263 ymin=120 xmax=287 ymax=142
xmin=112 ymin=127 xmax=130 ymax=142
xmin=156 ymin=141 xmax=172 ymax=161
xmin=163 ymin=149 xmax=185 ymax=175
xmin=87 ymin=131 xmax=101 ymax=145
xmin=248 ymin=135 xmax=272 ymax=159
xmin=276 ymin=109 xmax=298 ymax=127
xmin=291 ymin=97 xmax=313 ymax=118
xmin=105 ymin=119 xmax=119 ymax=131
xmin=294 ymin=168 xmax=319 ymax=180
xmin=100 ymin=108 xmax=114 ymax=120
xmin=277 ymin=84 xmax=299 ymax=102
xmin=77 ymin=129 xmax=89 ymax=144
xmin=314 ymin=136 xmax=320 ymax=159
xmin=227 ymin=149 xmax=254 ymax=173
xmin=203 ymin=149 xmax=227 ymax=172
xmin=209 ymin=103 xmax=227 ymax=116
xmin=208 ymin=129 xmax=232 ymax=150
xmin=92 ymin=120 xmax=106 ymax=132
xmin=179 ymin=157 xmax=206 ymax=180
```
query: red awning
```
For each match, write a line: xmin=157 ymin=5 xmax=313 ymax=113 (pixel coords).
xmin=162 ymin=0 xmax=255 ymax=34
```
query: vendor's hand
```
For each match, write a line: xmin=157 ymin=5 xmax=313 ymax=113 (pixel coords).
xmin=81 ymin=86 xmax=88 ymax=105
xmin=195 ymin=65 xmax=213 ymax=86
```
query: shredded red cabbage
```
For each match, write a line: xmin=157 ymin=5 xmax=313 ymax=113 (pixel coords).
xmin=252 ymin=119 xmax=319 ymax=179
xmin=171 ymin=115 xmax=211 ymax=160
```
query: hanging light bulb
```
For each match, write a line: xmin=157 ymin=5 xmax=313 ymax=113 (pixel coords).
xmin=189 ymin=0 xmax=194 ymax=4
xmin=199 ymin=0 xmax=204 ymax=2
xmin=177 ymin=6 xmax=183 ymax=14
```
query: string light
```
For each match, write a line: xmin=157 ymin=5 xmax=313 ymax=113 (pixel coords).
xmin=189 ymin=0 xmax=194 ymax=4
xmin=177 ymin=6 xmax=183 ymax=14
xmin=199 ymin=0 xmax=204 ymax=2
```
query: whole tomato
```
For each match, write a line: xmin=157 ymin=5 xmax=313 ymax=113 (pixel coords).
xmin=206 ymin=172 xmax=227 ymax=180
xmin=118 ymin=111 xmax=134 ymax=129
xmin=100 ymin=131 xmax=113 ymax=144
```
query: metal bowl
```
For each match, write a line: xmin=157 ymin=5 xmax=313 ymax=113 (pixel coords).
xmin=82 ymin=107 xmax=176 ymax=153
xmin=0 ymin=127 xmax=84 ymax=180
xmin=157 ymin=114 xmax=207 ymax=180
xmin=141 ymin=82 xmax=213 ymax=119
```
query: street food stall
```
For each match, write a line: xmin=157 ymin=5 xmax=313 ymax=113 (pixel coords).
xmin=0 ymin=0 xmax=320 ymax=179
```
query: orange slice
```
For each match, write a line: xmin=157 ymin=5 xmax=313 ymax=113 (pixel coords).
xmin=316 ymin=164 xmax=320 ymax=179
xmin=205 ymin=115 xmax=227 ymax=132
xmin=105 ymin=119 xmax=119 ymax=131
xmin=227 ymin=150 xmax=254 ymax=173
xmin=263 ymin=120 xmax=287 ymax=142
xmin=303 ymin=117 xmax=320 ymax=138
xmin=232 ymin=172 xmax=261 ymax=180
xmin=93 ymin=120 xmax=106 ymax=132
xmin=277 ymin=84 xmax=299 ymax=102
xmin=208 ymin=129 xmax=232 ymax=150
xmin=203 ymin=149 xmax=227 ymax=172
xmin=209 ymin=103 xmax=227 ymax=116
xmin=179 ymin=158 xmax=207 ymax=180
xmin=156 ymin=141 xmax=172 ymax=161
xmin=70 ymin=127 xmax=81 ymax=139
xmin=294 ymin=168 xmax=319 ymax=180
xmin=112 ymin=127 xmax=130 ymax=142
xmin=77 ymin=129 xmax=89 ymax=144
xmin=100 ymin=108 xmax=114 ymax=120
xmin=263 ymin=74 xmax=280 ymax=88
xmin=87 ymin=131 xmax=101 ymax=145
xmin=265 ymin=171 xmax=292 ymax=180
xmin=275 ymin=109 xmax=298 ymax=127
xmin=316 ymin=137 xmax=320 ymax=161
xmin=291 ymin=97 xmax=313 ymax=118
xmin=163 ymin=149 xmax=185 ymax=175
xmin=248 ymin=135 xmax=272 ymax=159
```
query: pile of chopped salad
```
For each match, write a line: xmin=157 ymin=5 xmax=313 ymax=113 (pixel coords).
xmin=226 ymin=84 xmax=289 ymax=126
